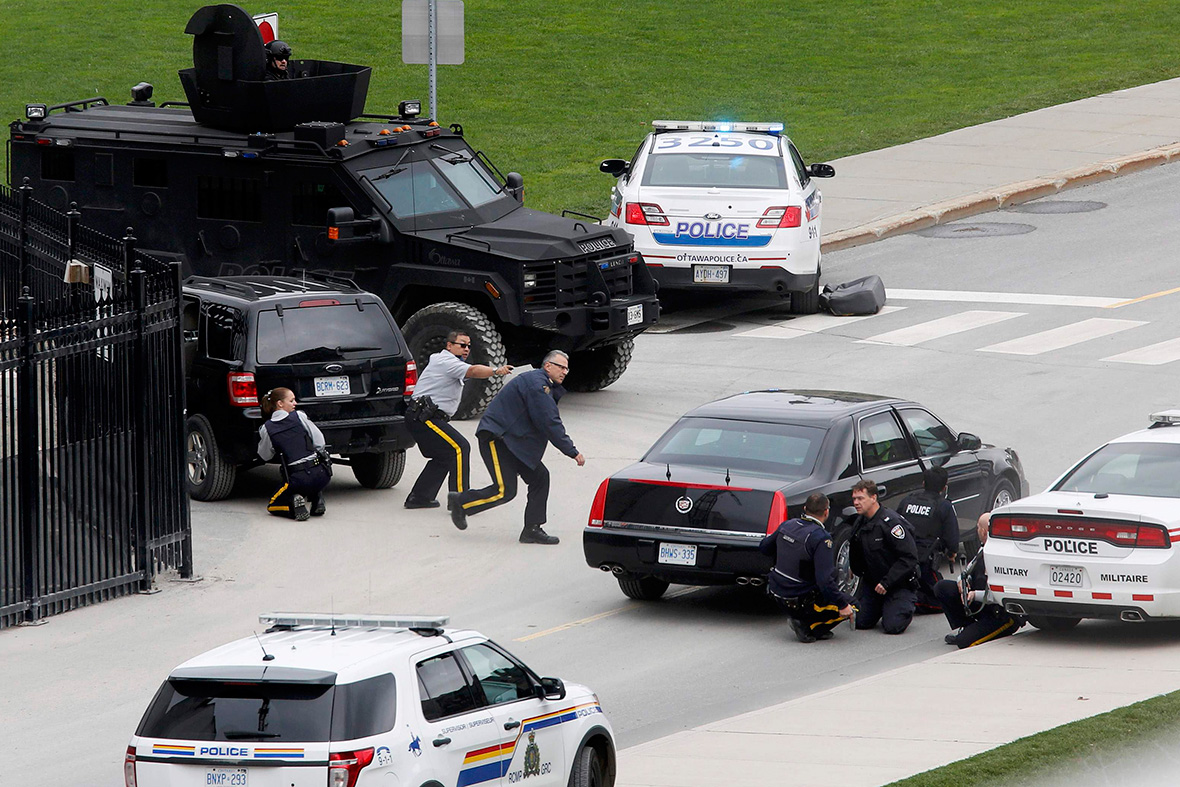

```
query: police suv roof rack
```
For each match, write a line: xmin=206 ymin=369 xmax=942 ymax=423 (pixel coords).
xmin=259 ymin=612 xmax=450 ymax=635
xmin=302 ymin=270 xmax=363 ymax=292
xmin=1149 ymin=410 xmax=1180 ymax=428
xmin=651 ymin=120 xmax=784 ymax=134
xmin=185 ymin=276 xmax=266 ymax=301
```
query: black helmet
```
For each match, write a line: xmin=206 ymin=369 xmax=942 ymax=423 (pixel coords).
xmin=265 ymin=40 xmax=292 ymax=61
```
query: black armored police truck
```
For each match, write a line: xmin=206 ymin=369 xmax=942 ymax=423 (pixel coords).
xmin=8 ymin=3 xmax=658 ymax=418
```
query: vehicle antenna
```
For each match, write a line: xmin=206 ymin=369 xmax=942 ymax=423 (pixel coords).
xmin=253 ymin=631 xmax=275 ymax=662
xmin=666 ymin=463 xmax=672 ymax=482
xmin=725 ymin=468 xmax=731 ymax=486
xmin=330 ymin=595 xmax=336 ymax=636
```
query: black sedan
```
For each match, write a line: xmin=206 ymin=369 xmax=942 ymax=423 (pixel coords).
xmin=584 ymin=390 xmax=1028 ymax=600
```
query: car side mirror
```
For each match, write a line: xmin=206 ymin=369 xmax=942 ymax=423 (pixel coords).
xmin=957 ymin=432 xmax=982 ymax=451
xmin=504 ymin=171 xmax=524 ymax=201
xmin=807 ymin=163 xmax=836 ymax=178
xmin=326 ymin=207 xmax=384 ymax=244
xmin=537 ymin=677 xmax=566 ymax=701
xmin=600 ymin=159 xmax=628 ymax=177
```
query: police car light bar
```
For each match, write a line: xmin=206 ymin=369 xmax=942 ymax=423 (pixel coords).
xmin=651 ymin=120 xmax=784 ymax=133
xmin=260 ymin=612 xmax=450 ymax=629
xmin=1149 ymin=410 xmax=1180 ymax=425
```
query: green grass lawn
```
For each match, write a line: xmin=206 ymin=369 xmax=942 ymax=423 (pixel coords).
xmin=2 ymin=1 xmax=1179 ymax=217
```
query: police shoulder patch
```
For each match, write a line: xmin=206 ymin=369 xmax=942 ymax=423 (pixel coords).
xmin=542 ymin=385 xmax=550 ymax=394
xmin=824 ymin=538 xmax=833 ymax=548
xmin=890 ymin=524 xmax=905 ymax=540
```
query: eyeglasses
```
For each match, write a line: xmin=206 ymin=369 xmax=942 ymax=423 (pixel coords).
xmin=450 ymin=341 xmax=471 ymax=349
xmin=546 ymin=361 xmax=568 ymax=371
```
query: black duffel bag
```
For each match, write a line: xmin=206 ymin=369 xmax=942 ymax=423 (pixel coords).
xmin=820 ymin=275 xmax=887 ymax=316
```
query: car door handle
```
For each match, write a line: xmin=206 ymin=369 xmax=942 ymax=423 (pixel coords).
xmin=433 ymin=737 xmax=451 ymax=747
xmin=504 ymin=720 xmax=521 ymax=730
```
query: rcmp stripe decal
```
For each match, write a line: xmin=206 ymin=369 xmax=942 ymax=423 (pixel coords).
xmin=151 ymin=744 xmax=195 ymax=756
xmin=455 ymin=703 xmax=603 ymax=786
xmin=254 ymin=748 xmax=305 ymax=759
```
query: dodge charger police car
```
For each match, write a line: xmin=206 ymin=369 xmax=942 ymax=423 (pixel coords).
xmin=600 ymin=121 xmax=834 ymax=313
xmin=125 ymin=614 xmax=615 ymax=787
xmin=986 ymin=411 xmax=1180 ymax=630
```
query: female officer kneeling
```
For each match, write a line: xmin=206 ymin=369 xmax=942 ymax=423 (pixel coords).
xmin=258 ymin=387 xmax=331 ymax=520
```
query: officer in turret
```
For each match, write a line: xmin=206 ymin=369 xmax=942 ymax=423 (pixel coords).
xmin=897 ymin=466 xmax=959 ymax=613
xmin=849 ymin=479 xmax=920 ymax=634
xmin=759 ymin=493 xmax=855 ymax=643
xmin=264 ymin=40 xmax=293 ymax=81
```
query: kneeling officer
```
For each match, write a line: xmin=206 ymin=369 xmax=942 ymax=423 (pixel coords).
xmin=760 ymin=493 xmax=855 ymax=643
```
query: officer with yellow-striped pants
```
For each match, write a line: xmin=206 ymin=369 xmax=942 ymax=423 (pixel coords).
xmin=404 ymin=331 xmax=512 ymax=509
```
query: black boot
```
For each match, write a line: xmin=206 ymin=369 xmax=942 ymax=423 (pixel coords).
xmin=311 ymin=495 xmax=326 ymax=516
xmin=404 ymin=495 xmax=440 ymax=509
xmin=291 ymin=494 xmax=310 ymax=522
xmin=790 ymin=618 xmax=816 ymax=643
xmin=447 ymin=493 xmax=468 ymax=530
xmin=519 ymin=524 xmax=559 ymax=545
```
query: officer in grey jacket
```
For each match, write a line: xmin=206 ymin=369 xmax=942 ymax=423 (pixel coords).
xmin=449 ymin=350 xmax=585 ymax=544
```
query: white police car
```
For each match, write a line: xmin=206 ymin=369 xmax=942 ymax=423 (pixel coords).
xmin=124 ymin=613 xmax=615 ymax=787
xmin=600 ymin=121 xmax=834 ymax=313
xmin=985 ymin=411 xmax=1180 ymax=630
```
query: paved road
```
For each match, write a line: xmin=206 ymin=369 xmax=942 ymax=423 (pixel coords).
xmin=4 ymin=165 xmax=1179 ymax=786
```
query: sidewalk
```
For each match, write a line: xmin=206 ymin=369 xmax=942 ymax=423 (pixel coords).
xmin=617 ymin=78 xmax=1180 ymax=787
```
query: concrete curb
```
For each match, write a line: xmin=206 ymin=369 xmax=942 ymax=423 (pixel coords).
xmin=821 ymin=141 xmax=1180 ymax=254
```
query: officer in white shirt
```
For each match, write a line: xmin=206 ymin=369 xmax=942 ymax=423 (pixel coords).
xmin=404 ymin=331 xmax=512 ymax=509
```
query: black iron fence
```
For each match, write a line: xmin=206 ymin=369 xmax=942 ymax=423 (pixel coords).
xmin=0 ymin=179 xmax=191 ymax=628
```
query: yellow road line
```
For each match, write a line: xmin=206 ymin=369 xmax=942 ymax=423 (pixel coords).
xmin=1105 ymin=286 xmax=1180 ymax=309
xmin=514 ymin=587 xmax=701 ymax=642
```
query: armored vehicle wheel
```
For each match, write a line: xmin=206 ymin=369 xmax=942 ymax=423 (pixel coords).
xmin=617 ymin=575 xmax=669 ymax=600
xmin=563 ymin=338 xmax=634 ymax=392
xmin=350 ymin=450 xmax=406 ymax=489
xmin=402 ymin=302 xmax=507 ymax=420
xmin=185 ymin=414 xmax=236 ymax=501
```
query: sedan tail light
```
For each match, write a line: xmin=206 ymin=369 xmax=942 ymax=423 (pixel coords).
xmin=990 ymin=515 xmax=1171 ymax=549
xmin=227 ymin=372 xmax=259 ymax=406
xmin=766 ymin=491 xmax=788 ymax=534
xmin=329 ymin=748 xmax=375 ymax=787
xmin=624 ymin=202 xmax=669 ymax=226
xmin=757 ymin=206 xmax=802 ymax=228
xmin=588 ymin=478 xmax=610 ymax=528
xmin=404 ymin=360 xmax=418 ymax=396
xmin=124 ymin=746 xmax=137 ymax=787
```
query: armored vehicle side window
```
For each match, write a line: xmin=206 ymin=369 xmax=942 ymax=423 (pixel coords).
xmin=197 ymin=175 xmax=262 ymax=222
xmin=433 ymin=154 xmax=500 ymax=208
xmin=203 ymin=303 xmax=246 ymax=362
xmin=292 ymin=181 xmax=346 ymax=226
xmin=416 ymin=652 xmax=478 ymax=721
xmin=361 ymin=159 xmax=464 ymax=219
xmin=459 ymin=643 xmax=534 ymax=706
xmin=134 ymin=158 xmax=168 ymax=188
xmin=41 ymin=148 xmax=75 ymax=181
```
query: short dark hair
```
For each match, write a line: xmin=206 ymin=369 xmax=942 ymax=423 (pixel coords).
xmin=803 ymin=493 xmax=829 ymax=517
xmin=446 ymin=330 xmax=469 ymax=344
xmin=923 ymin=466 xmax=949 ymax=494
xmin=851 ymin=479 xmax=878 ymax=497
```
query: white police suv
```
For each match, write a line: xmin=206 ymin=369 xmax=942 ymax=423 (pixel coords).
xmin=600 ymin=121 xmax=834 ymax=313
xmin=125 ymin=613 xmax=615 ymax=787
xmin=985 ymin=411 xmax=1180 ymax=630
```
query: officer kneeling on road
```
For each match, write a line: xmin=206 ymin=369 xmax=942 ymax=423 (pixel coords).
xmin=258 ymin=387 xmax=331 ymax=521
xmin=850 ymin=479 xmax=920 ymax=634
xmin=403 ymin=331 xmax=512 ymax=510
xmin=759 ymin=493 xmax=855 ymax=643
xmin=936 ymin=512 xmax=1024 ymax=648
xmin=897 ymin=466 xmax=959 ymax=614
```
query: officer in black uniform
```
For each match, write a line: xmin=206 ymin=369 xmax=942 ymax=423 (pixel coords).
xmin=897 ymin=466 xmax=959 ymax=613
xmin=849 ymin=479 xmax=920 ymax=634
xmin=759 ymin=493 xmax=855 ymax=643
xmin=449 ymin=350 xmax=585 ymax=545
xmin=936 ymin=512 xmax=1024 ymax=648
xmin=264 ymin=40 xmax=292 ymax=81
xmin=258 ymin=387 xmax=331 ymax=521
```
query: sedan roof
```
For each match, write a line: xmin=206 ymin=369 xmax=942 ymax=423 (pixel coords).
xmin=685 ymin=390 xmax=906 ymax=425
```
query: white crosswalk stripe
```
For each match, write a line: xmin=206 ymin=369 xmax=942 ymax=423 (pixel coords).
xmin=736 ymin=306 xmax=905 ymax=339
xmin=979 ymin=318 xmax=1146 ymax=356
xmin=857 ymin=310 xmax=1024 ymax=347
xmin=1103 ymin=337 xmax=1180 ymax=366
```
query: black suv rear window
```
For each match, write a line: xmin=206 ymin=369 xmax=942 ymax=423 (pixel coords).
xmin=137 ymin=673 xmax=396 ymax=742
xmin=256 ymin=304 xmax=400 ymax=364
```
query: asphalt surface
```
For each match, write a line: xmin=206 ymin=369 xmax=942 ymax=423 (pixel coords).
xmin=5 ymin=162 xmax=1179 ymax=786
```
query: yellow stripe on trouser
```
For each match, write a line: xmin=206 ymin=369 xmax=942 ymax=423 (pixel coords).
xmin=268 ymin=483 xmax=290 ymax=512
xmin=425 ymin=419 xmax=464 ymax=493
xmin=968 ymin=617 xmax=1015 ymax=648
xmin=809 ymin=602 xmax=843 ymax=630
xmin=463 ymin=439 xmax=505 ymax=509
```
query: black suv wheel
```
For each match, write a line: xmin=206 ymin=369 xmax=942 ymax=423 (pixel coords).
xmin=349 ymin=450 xmax=406 ymax=489
xmin=402 ymin=302 xmax=507 ymax=420
xmin=185 ymin=414 xmax=237 ymax=501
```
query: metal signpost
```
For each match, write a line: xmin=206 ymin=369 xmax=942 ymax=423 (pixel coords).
xmin=402 ymin=0 xmax=465 ymax=119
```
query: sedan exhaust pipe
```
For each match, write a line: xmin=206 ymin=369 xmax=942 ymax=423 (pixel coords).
xmin=735 ymin=576 xmax=765 ymax=587
xmin=610 ymin=565 xmax=626 ymax=576
xmin=599 ymin=564 xmax=613 ymax=573
xmin=1121 ymin=610 xmax=1145 ymax=623
xmin=735 ymin=576 xmax=750 ymax=586
xmin=1005 ymin=602 xmax=1026 ymax=615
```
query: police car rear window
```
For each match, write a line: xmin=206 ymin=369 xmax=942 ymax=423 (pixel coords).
xmin=1053 ymin=442 xmax=1180 ymax=499
xmin=642 ymin=153 xmax=787 ymax=190
xmin=137 ymin=674 xmax=397 ymax=742
xmin=256 ymin=304 xmax=401 ymax=364
xmin=644 ymin=417 xmax=823 ymax=477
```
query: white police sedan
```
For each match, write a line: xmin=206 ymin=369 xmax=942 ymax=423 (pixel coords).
xmin=600 ymin=121 xmax=834 ymax=313
xmin=985 ymin=411 xmax=1180 ymax=630
xmin=124 ymin=613 xmax=615 ymax=787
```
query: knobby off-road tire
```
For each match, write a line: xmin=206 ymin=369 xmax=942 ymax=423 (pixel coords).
xmin=617 ymin=575 xmax=669 ymax=601
xmin=349 ymin=450 xmax=406 ymax=489
xmin=563 ymin=338 xmax=634 ymax=392
xmin=401 ymin=302 xmax=507 ymax=420
xmin=185 ymin=414 xmax=236 ymax=501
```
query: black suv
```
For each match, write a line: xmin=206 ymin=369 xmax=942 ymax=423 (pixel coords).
xmin=10 ymin=4 xmax=659 ymax=419
xmin=182 ymin=276 xmax=416 ymax=501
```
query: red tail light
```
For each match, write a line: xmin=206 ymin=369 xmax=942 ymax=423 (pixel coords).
xmin=757 ymin=206 xmax=802 ymax=228
xmin=123 ymin=746 xmax=137 ymax=787
xmin=297 ymin=298 xmax=341 ymax=307
xmin=588 ymin=478 xmax=610 ymax=528
xmin=329 ymin=748 xmax=375 ymax=787
xmin=404 ymin=360 xmax=418 ymax=396
xmin=990 ymin=515 xmax=1170 ymax=549
xmin=624 ymin=202 xmax=669 ymax=226
xmin=766 ymin=491 xmax=788 ymax=534
xmin=227 ymin=372 xmax=259 ymax=406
